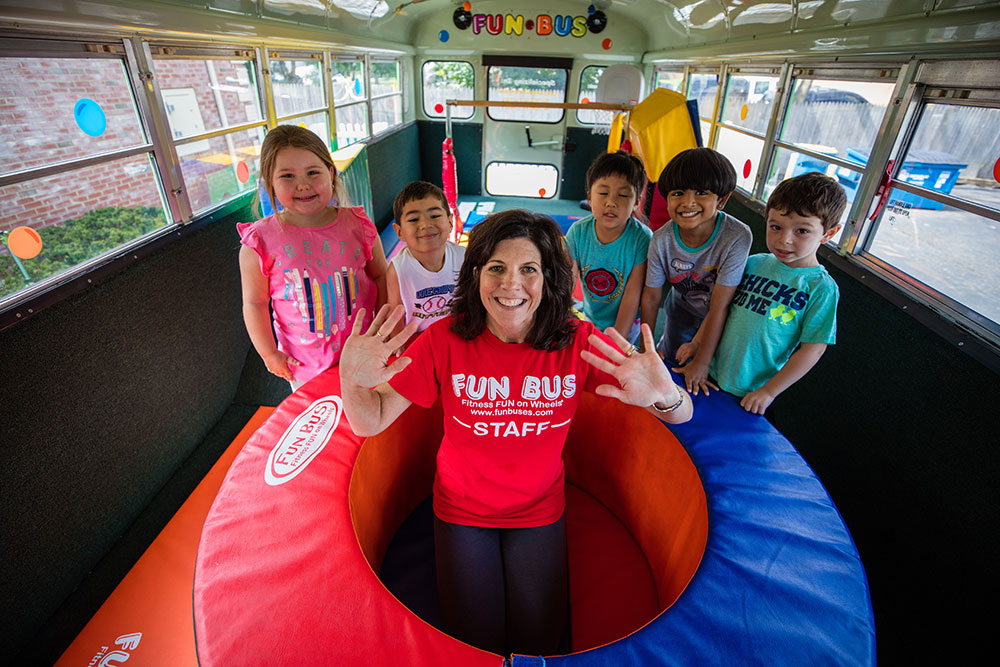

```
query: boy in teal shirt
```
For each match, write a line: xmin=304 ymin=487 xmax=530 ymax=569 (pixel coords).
xmin=710 ymin=172 xmax=848 ymax=414
xmin=565 ymin=151 xmax=652 ymax=342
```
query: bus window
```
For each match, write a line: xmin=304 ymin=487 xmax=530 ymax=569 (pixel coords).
xmin=487 ymin=65 xmax=567 ymax=123
xmin=331 ymin=56 xmax=368 ymax=147
xmin=865 ymin=100 xmax=1000 ymax=334
xmin=422 ymin=61 xmax=474 ymax=119
xmin=577 ymin=65 xmax=605 ymax=125
xmin=654 ymin=68 xmax=684 ymax=92
xmin=370 ymin=59 xmax=403 ymax=136
xmin=267 ymin=54 xmax=329 ymax=141
xmin=486 ymin=162 xmax=559 ymax=198
xmin=716 ymin=68 xmax=780 ymax=193
xmin=686 ymin=68 xmax=720 ymax=141
xmin=764 ymin=74 xmax=895 ymax=241
xmin=0 ymin=48 xmax=169 ymax=305
xmin=152 ymin=54 xmax=264 ymax=213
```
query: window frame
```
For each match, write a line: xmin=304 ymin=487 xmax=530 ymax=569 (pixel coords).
xmin=329 ymin=53 xmax=369 ymax=147
xmin=369 ymin=57 xmax=404 ymax=138
xmin=713 ymin=64 xmax=784 ymax=195
xmin=576 ymin=64 xmax=606 ymax=126
xmin=420 ymin=59 xmax=475 ymax=120
xmin=264 ymin=49 xmax=330 ymax=145
xmin=484 ymin=160 xmax=560 ymax=199
xmin=148 ymin=43 xmax=270 ymax=216
xmin=849 ymin=75 xmax=1000 ymax=348
xmin=485 ymin=63 xmax=570 ymax=124
xmin=653 ymin=66 xmax=686 ymax=93
xmin=329 ymin=53 xmax=405 ymax=145
xmin=0 ymin=36 xmax=178 ymax=314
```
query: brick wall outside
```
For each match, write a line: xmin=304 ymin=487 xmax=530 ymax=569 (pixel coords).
xmin=1 ymin=57 xmax=261 ymax=236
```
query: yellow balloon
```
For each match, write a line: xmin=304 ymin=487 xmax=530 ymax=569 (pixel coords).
xmin=740 ymin=104 xmax=748 ymax=121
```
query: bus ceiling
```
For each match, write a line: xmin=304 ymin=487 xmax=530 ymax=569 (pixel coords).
xmin=1 ymin=1 xmax=998 ymax=60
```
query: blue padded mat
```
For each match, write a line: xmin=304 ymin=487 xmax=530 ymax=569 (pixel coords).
xmin=533 ymin=370 xmax=876 ymax=666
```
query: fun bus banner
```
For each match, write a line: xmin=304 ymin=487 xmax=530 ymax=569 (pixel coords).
xmin=453 ymin=7 xmax=608 ymax=38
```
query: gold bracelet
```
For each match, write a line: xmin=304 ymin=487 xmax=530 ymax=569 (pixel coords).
xmin=651 ymin=386 xmax=685 ymax=414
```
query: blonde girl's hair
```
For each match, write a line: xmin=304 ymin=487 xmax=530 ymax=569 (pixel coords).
xmin=255 ymin=125 xmax=348 ymax=218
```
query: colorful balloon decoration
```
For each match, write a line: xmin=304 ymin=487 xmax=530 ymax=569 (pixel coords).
xmin=74 ymin=98 xmax=107 ymax=137
xmin=6 ymin=226 xmax=43 ymax=260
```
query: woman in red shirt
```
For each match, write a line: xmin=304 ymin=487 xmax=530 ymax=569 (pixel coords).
xmin=340 ymin=210 xmax=691 ymax=657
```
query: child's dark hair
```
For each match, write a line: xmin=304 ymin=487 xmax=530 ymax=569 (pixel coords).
xmin=393 ymin=181 xmax=451 ymax=224
xmin=766 ymin=172 xmax=848 ymax=231
xmin=657 ymin=147 xmax=736 ymax=198
xmin=585 ymin=151 xmax=647 ymax=197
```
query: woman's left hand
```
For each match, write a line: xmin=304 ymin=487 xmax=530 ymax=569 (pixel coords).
xmin=340 ymin=305 xmax=420 ymax=390
xmin=581 ymin=323 xmax=689 ymax=419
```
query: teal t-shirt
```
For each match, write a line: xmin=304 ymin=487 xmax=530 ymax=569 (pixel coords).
xmin=710 ymin=253 xmax=839 ymax=396
xmin=565 ymin=214 xmax=652 ymax=334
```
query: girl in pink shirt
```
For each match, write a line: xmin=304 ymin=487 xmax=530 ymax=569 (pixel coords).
xmin=239 ymin=126 xmax=387 ymax=390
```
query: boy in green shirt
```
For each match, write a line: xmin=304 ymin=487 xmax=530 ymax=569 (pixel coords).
xmin=710 ymin=172 xmax=848 ymax=414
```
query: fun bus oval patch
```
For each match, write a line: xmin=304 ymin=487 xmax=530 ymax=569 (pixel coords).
xmin=265 ymin=396 xmax=342 ymax=486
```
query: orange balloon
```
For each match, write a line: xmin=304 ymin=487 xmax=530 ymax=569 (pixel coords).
xmin=463 ymin=1 xmax=470 ymax=10
xmin=7 ymin=226 xmax=43 ymax=259
xmin=538 ymin=188 xmax=547 ymax=197
xmin=740 ymin=104 xmax=748 ymax=121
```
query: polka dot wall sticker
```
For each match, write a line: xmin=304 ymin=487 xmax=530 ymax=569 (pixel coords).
xmin=74 ymin=98 xmax=106 ymax=137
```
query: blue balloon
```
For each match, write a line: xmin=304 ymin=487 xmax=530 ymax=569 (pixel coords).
xmin=354 ymin=78 xmax=361 ymax=95
xmin=74 ymin=98 xmax=107 ymax=137
xmin=588 ymin=4 xmax=596 ymax=14
xmin=439 ymin=29 xmax=450 ymax=43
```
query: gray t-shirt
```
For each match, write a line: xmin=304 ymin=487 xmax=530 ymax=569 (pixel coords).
xmin=646 ymin=211 xmax=752 ymax=357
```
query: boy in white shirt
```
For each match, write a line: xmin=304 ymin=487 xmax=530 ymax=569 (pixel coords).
xmin=386 ymin=181 xmax=466 ymax=344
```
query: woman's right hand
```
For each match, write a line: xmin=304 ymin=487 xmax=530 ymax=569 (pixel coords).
xmin=340 ymin=305 xmax=420 ymax=389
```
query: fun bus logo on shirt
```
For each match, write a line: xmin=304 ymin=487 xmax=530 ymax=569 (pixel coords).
xmin=265 ymin=396 xmax=342 ymax=486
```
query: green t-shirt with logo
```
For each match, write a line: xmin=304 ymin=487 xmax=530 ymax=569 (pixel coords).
xmin=710 ymin=253 xmax=839 ymax=397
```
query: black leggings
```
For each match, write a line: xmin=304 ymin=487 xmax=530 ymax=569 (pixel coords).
xmin=433 ymin=514 xmax=568 ymax=656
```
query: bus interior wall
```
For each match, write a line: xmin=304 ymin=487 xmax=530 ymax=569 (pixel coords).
xmin=1 ymin=0 xmax=999 ymax=664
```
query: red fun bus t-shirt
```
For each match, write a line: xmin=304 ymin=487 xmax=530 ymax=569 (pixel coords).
xmin=389 ymin=317 xmax=615 ymax=528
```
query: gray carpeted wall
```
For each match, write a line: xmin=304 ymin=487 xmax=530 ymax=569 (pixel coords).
xmin=0 ymin=208 xmax=254 ymax=665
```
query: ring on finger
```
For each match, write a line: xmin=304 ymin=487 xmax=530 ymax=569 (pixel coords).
xmin=624 ymin=344 xmax=637 ymax=358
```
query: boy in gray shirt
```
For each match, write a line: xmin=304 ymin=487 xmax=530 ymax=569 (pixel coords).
xmin=641 ymin=148 xmax=752 ymax=395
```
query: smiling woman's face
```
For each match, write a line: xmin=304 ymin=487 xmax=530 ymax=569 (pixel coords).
xmin=478 ymin=237 xmax=544 ymax=344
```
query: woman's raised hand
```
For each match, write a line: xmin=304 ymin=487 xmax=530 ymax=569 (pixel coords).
xmin=339 ymin=305 xmax=420 ymax=390
xmin=580 ymin=323 xmax=691 ymax=422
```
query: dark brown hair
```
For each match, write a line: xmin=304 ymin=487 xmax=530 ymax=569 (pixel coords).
xmin=766 ymin=172 xmax=848 ymax=231
xmin=451 ymin=209 xmax=576 ymax=351
xmin=393 ymin=181 xmax=451 ymax=224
